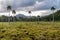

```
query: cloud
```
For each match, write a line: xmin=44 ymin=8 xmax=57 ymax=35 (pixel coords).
xmin=0 ymin=0 xmax=60 ymax=12
xmin=27 ymin=0 xmax=60 ymax=11
xmin=0 ymin=0 xmax=35 ymax=11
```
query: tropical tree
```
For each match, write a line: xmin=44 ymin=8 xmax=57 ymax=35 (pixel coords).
xmin=28 ymin=11 xmax=32 ymax=21
xmin=28 ymin=11 xmax=31 ymax=14
xmin=12 ymin=10 xmax=16 ymax=22
xmin=7 ymin=5 xmax=12 ymax=24
xmin=51 ymin=6 xmax=55 ymax=22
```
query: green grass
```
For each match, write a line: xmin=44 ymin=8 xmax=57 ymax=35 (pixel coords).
xmin=0 ymin=22 xmax=60 ymax=40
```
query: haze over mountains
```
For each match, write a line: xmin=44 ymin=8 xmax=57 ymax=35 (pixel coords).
xmin=0 ymin=10 xmax=59 ymax=22
xmin=0 ymin=10 xmax=51 ymax=17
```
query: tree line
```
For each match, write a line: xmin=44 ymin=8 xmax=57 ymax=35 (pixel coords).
xmin=0 ymin=5 xmax=58 ymax=22
xmin=0 ymin=15 xmax=41 ymax=22
xmin=0 ymin=9 xmax=60 ymax=22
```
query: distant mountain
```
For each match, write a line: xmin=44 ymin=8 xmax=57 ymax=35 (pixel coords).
xmin=15 ymin=14 xmax=36 ymax=21
xmin=16 ymin=14 xmax=34 ymax=19
xmin=16 ymin=14 xmax=27 ymax=19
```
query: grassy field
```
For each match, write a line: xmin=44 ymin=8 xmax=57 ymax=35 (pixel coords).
xmin=0 ymin=22 xmax=60 ymax=40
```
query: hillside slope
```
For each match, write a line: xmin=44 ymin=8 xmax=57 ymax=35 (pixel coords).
xmin=42 ymin=10 xmax=60 ymax=21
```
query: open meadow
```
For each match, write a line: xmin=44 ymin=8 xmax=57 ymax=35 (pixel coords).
xmin=0 ymin=22 xmax=60 ymax=40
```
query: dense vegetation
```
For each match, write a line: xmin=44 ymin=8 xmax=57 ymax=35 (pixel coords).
xmin=42 ymin=10 xmax=60 ymax=21
xmin=0 ymin=15 xmax=40 ymax=22
xmin=0 ymin=22 xmax=60 ymax=40
xmin=0 ymin=10 xmax=60 ymax=22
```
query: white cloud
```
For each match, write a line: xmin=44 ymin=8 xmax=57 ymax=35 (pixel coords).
xmin=16 ymin=0 xmax=60 ymax=11
xmin=0 ymin=0 xmax=59 ymax=16
xmin=0 ymin=10 xmax=51 ymax=16
xmin=0 ymin=0 xmax=60 ymax=11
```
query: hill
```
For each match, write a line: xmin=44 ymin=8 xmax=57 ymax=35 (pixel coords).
xmin=42 ymin=10 xmax=60 ymax=21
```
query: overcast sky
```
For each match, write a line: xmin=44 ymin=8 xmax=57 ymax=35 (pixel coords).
xmin=0 ymin=0 xmax=60 ymax=16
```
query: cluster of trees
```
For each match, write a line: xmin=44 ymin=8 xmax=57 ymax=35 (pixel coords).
xmin=1 ymin=5 xmax=41 ymax=22
xmin=0 ymin=15 xmax=16 ymax=22
xmin=0 ymin=5 xmax=57 ymax=22
xmin=42 ymin=10 xmax=60 ymax=21
xmin=1 ymin=8 xmax=60 ymax=22
xmin=0 ymin=15 xmax=41 ymax=22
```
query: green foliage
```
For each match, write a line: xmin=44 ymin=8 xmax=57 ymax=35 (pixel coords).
xmin=12 ymin=10 xmax=16 ymax=14
xmin=7 ymin=5 xmax=12 ymax=10
xmin=51 ymin=6 xmax=55 ymax=11
xmin=28 ymin=11 xmax=31 ymax=14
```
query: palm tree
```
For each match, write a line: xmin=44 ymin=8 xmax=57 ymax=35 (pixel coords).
xmin=28 ymin=11 xmax=31 ymax=14
xmin=12 ymin=10 xmax=16 ymax=22
xmin=28 ymin=11 xmax=32 ymax=21
xmin=51 ymin=6 xmax=55 ymax=22
xmin=7 ymin=5 xmax=12 ymax=24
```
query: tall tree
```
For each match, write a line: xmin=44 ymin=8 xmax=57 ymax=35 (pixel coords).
xmin=12 ymin=10 xmax=16 ymax=22
xmin=7 ymin=5 xmax=12 ymax=24
xmin=28 ymin=11 xmax=32 ymax=21
xmin=51 ymin=6 xmax=55 ymax=22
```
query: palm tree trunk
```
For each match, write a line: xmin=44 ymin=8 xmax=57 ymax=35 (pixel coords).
xmin=8 ymin=11 xmax=10 ymax=25
xmin=37 ymin=17 xmax=39 ymax=24
xmin=52 ymin=10 xmax=55 ymax=27
xmin=13 ymin=16 xmax=14 ymax=22
xmin=53 ymin=13 xmax=54 ymax=22
xmin=13 ymin=14 xmax=15 ymax=22
xmin=53 ymin=10 xmax=54 ymax=22
xmin=38 ymin=17 xmax=39 ymax=22
xmin=30 ymin=14 xmax=32 ymax=21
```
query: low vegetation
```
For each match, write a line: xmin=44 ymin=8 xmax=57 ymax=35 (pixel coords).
xmin=0 ymin=22 xmax=60 ymax=40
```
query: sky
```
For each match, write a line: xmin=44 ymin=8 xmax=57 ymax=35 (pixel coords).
xmin=0 ymin=0 xmax=60 ymax=16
